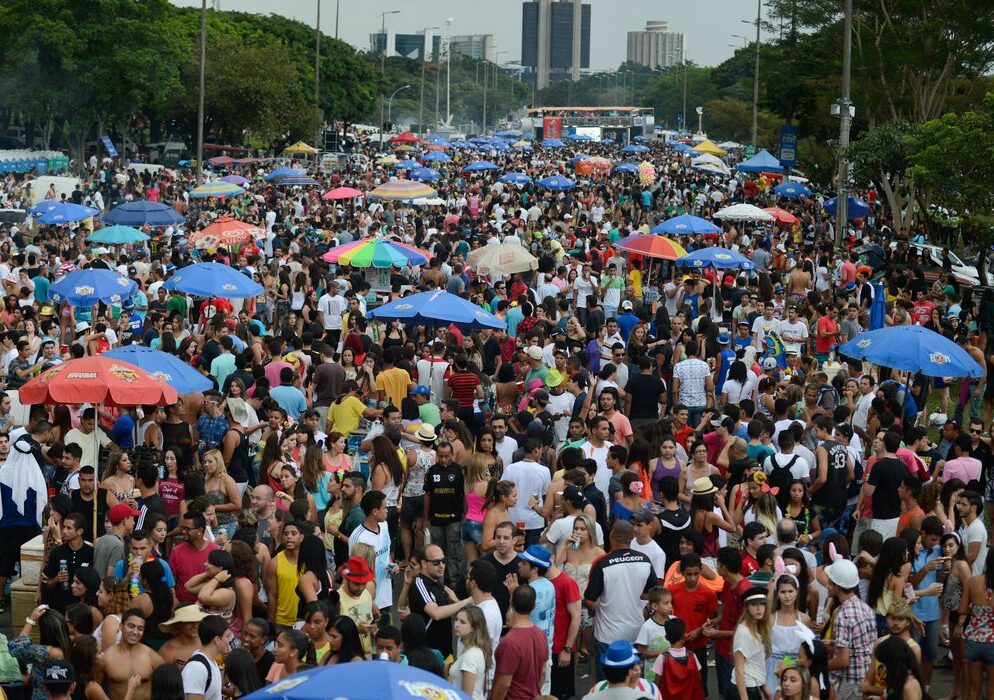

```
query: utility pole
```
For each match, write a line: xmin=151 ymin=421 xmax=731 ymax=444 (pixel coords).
xmin=195 ymin=0 xmax=206 ymax=183
xmin=682 ymin=59 xmax=688 ymax=131
xmin=334 ymin=0 xmax=339 ymax=39
xmin=835 ymin=0 xmax=854 ymax=246
xmin=482 ymin=60 xmax=489 ymax=135
xmin=378 ymin=10 xmax=400 ymax=147
xmin=751 ymin=0 xmax=761 ymax=148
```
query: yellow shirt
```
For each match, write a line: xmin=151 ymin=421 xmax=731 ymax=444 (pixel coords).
xmin=375 ymin=366 xmax=412 ymax=408
xmin=328 ymin=395 xmax=366 ymax=435
xmin=274 ymin=551 xmax=301 ymax=627
xmin=629 ymin=268 xmax=643 ymax=298
xmin=339 ymin=586 xmax=375 ymax=655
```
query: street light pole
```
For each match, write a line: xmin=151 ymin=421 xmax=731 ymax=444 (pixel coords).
xmin=388 ymin=85 xmax=411 ymax=125
xmin=835 ymin=0 xmax=854 ymax=246
xmin=378 ymin=10 xmax=400 ymax=147
xmin=444 ymin=17 xmax=453 ymax=127
xmin=751 ymin=0 xmax=761 ymax=148
xmin=195 ymin=0 xmax=207 ymax=183
xmin=482 ymin=60 xmax=489 ymax=135
xmin=314 ymin=0 xmax=322 ymax=154
xmin=418 ymin=26 xmax=439 ymax=138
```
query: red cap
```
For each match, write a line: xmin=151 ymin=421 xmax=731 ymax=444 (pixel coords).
xmin=108 ymin=503 xmax=140 ymax=525
xmin=341 ymin=556 xmax=375 ymax=584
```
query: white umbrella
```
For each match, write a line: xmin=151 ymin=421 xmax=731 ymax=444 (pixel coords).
xmin=691 ymin=154 xmax=730 ymax=176
xmin=411 ymin=197 xmax=445 ymax=206
xmin=713 ymin=203 xmax=776 ymax=222
xmin=467 ymin=243 xmax=539 ymax=276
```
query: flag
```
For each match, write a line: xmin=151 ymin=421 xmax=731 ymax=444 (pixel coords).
xmin=763 ymin=329 xmax=788 ymax=368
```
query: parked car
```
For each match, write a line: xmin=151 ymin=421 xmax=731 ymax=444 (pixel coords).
xmin=888 ymin=240 xmax=993 ymax=287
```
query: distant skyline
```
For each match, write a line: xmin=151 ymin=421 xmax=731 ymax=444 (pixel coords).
xmin=170 ymin=0 xmax=765 ymax=70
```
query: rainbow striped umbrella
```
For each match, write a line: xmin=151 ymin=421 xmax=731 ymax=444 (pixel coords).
xmin=614 ymin=234 xmax=688 ymax=261
xmin=190 ymin=180 xmax=246 ymax=198
xmin=322 ymin=238 xmax=430 ymax=268
xmin=368 ymin=179 xmax=437 ymax=201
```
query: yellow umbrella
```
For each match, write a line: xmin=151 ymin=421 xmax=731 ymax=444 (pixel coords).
xmin=393 ymin=144 xmax=416 ymax=152
xmin=376 ymin=155 xmax=400 ymax=166
xmin=283 ymin=141 xmax=318 ymax=155
xmin=692 ymin=139 xmax=726 ymax=156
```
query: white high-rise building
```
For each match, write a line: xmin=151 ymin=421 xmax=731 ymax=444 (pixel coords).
xmin=448 ymin=34 xmax=496 ymax=62
xmin=627 ymin=21 xmax=685 ymax=69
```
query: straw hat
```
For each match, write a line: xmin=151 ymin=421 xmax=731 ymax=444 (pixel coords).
xmin=159 ymin=604 xmax=207 ymax=633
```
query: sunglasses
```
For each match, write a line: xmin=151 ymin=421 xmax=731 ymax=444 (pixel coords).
xmin=970 ymin=429 xmax=983 ymax=434
xmin=425 ymin=557 xmax=446 ymax=565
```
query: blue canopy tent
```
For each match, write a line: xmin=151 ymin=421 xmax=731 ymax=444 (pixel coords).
xmin=736 ymin=149 xmax=783 ymax=173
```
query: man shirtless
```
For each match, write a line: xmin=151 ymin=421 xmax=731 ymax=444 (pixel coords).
xmin=158 ymin=605 xmax=206 ymax=668
xmin=103 ymin=608 xmax=165 ymax=700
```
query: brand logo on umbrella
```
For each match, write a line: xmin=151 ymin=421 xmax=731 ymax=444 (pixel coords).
xmin=74 ymin=286 xmax=95 ymax=295
xmin=109 ymin=364 xmax=139 ymax=383
xmin=66 ymin=372 xmax=98 ymax=380
xmin=857 ymin=339 xmax=872 ymax=348
xmin=222 ymin=284 xmax=236 ymax=291
xmin=116 ymin=277 xmax=130 ymax=286
xmin=397 ymin=680 xmax=462 ymax=699
xmin=265 ymin=674 xmax=311 ymax=694
xmin=395 ymin=304 xmax=414 ymax=310
xmin=929 ymin=352 xmax=950 ymax=366
xmin=716 ymin=254 xmax=731 ymax=260
xmin=150 ymin=372 xmax=173 ymax=382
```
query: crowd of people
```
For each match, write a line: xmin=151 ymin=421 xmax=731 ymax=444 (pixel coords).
xmin=0 ymin=127 xmax=988 ymax=700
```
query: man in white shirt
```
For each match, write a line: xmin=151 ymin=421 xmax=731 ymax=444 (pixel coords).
xmin=492 ymin=416 xmax=518 ymax=467
xmin=504 ymin=439 xmax=552 ymax=544
xmin=752 ymin=301 xmax=782 ymax=350
xmin=181 ymin=615 xmax=233 ymax=700
xmin=580 ymin=417 xmax=614 ymax=500
xmin=416 ymin=343 xmax=449 ymax=402
xmin=317 ymin=281 xmax=347 ymax=343
xmin=779 ymin=305 xmax=809 ymax=356
xmin=852 ymin=374 xmax=876 ymax=434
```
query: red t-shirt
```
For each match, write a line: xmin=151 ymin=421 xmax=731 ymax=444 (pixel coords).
xmin=741 ymin=551 xmax=759 ymax=576
xmin=715 ymin=577 xmax=754 ymax=658
xmin=446 ymin=370 xmax=480 ymax=409
xmin=550 ymin=571 xmax=581 ymax=654
xmin=815 ymin=316 xmax=838 ymax=353
xmin=666 ymin=581 xmax=718 ymax=650
xmin=911 ymin=300 xmax=934 ymax=325
xmin=169 ymin=541 xmax=220 ymax=603
xmin=494 ymin=626 xmax=549 ymax=700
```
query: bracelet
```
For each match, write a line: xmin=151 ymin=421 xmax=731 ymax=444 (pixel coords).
xmin=24 ymin=617 xmax=35 ymax=626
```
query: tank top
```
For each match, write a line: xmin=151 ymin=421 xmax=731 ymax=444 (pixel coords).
xmin=207 ymin=485 xmax=236 ymax=525
xmin=403 ymin=448 xmax=435 ymax=498
xmin=812 ymin=440 xmax=847 ymax=509
xmin=274 ymin=552 xmax=300 ymax=627
xmin=465 ymin=486 xmax=487 ymax=523
xmin=291 ymin=290 xmax=305 ymax=311
xmin=224 ymin=428 xmax=251 ymax=484
xmin=137 ymin=420 xmax=156 ymax=447
xmin=651 ymin=457 xmax=682 ymax=499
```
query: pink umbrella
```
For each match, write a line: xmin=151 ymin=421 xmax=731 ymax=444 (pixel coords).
xmin=323 ymin=187 xmax=364 ymax=201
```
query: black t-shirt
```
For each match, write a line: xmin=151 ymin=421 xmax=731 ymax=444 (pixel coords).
xmin=70 ymin=489 xmax=109 ymax=542
xmin=254 ymin=650 xmax=275 ymax=682
xmin=917 ymin=448 xmax=945 ymax=479
xmin=869 ymin=457 xmax=907 ymax=519
xmin=478 ymin=551 xmax=519 ymax=622
xmin=409 ymin=574 xmax=454 ymax=656
xmin=43 ymin=541 xmax=94 ymax=612
xmin=655 ymin=506 xmax=691 ymax=568
xmin=626 ymin=373 xmax=667 ymax=420
xmin=583 ymin=482 xmax=609 ymax=536
xmin=423 ymin=463 xmax=465 ymax=525
xmin=482 ymin=338 xmax=501 ymax=376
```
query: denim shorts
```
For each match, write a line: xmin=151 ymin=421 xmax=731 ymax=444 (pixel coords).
xmin=917 ymin=619 xmax=940 ymax=661
xmin=965 ymin=639 xmax=994 ymax=665
xmin=461 ymin=518 xmax=483 ymax=544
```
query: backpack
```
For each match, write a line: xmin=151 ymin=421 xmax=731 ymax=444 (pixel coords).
xmin=0 ymin=633 xmax=21 ymax=683
xmin=768 ymin=454 xmax=799 ymax=508
xmin=186 ymin=653 xmax=214 ymax=696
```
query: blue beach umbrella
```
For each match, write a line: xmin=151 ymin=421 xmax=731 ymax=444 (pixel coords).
xmin=421 ymin=151 xmax=451 ymax=162
xmin=29 ymin=201 xmax=100 ymax=225
xmin=536 ymin=175 xmax=575 ymax=191
xmin=823 ymin=196 xmax=869 ymax=219
xmin=369 ymin=290 xmax=506 ymax=330
xmin=677 ymin=248 xmax=755 ymax=270
xmin=651 ymin=214 xmax=722 ymax=235
xmin=868 ymin=283 xmax=886 ymax=331
xmin=88 ymin=225 xmax=149 ymax=245
xmin=51 ymin=269 xmax=137 ymax=306
xmin=840 ymin=325 xmax=984 ymax=378
xmin=264 ymin=167 xmax=303 ymax=182
xmin=464 ymin=160 xmax=499 ymax=172
xmin=393 ymin=159 xmax=421 ymax=169
xmin=103 ymin=346 xmax=213 ymax=394
xmin=103 ymin=200 xmax=184 ymax=227
xmin=164 ymin=262 xmax=263 ymax=299
xmin=773 ymin=181 xmax=812 ymax=198
xmin=499 ymin=172 xmax=533 ymax=186
xmin=240 ymin=661 xmax=469 ymax=700
xmin=620 ymin=144 xmax=648 ymax=154
xmin=613 ymin=162 xmax=640 ymax=173
xmin=409 ymin=167 xmax=440 ymax=181
xmin=541 ymin=138 xmax=565 ymax=148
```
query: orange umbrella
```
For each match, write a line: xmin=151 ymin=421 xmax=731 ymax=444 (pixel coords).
xmin=19 ymin=356 xmax=177 ymax=407
xmin=763 ymin=207 xmax=800 ymax=225
xmin=188 ymin=217 xmax=264 ymax=248
xmin=388 ymin=131 xmax=420 ymax=144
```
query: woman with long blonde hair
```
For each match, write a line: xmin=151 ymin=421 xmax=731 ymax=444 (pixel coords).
xmin=202 ymin=448 xmax=241 ymax=541
xmin=462 ymin=453 xmax=490 ymax=567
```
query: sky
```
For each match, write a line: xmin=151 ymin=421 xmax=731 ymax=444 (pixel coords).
xmin=172 ymin=0 xmax=760 ymax=70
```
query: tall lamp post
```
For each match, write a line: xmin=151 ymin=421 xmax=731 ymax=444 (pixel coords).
xmin=444 ymin=17 xmax=453 ymax=127
xmin=834 ymin=0 xmax=854 ymax=246
xmin=314 ymin=0 xmax=322 ymax=155
xmin=743 ymin=0 xmax=762 ymax=148
xmin=388 ymin=85 xmax=411 ymax=125
xmin=378 ymin=10 xmax=401 ymax=147
xmin=195 ymin=0 xmax=207 ymax=183
xmin=418 ymin=26 xmax=439 ymax=138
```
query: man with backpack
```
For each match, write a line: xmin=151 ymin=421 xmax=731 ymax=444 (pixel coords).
xmin=764 ymin=430 xmax=812 ymax=506
xmin=181 ymin=614 xmax=233 ymax=700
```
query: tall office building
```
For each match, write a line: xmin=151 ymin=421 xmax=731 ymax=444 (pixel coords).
xmin=627 ymin=21 xmax=685 ymax=69
xmin=521 ymin=0 xmax=590 ymax=90
xmin=449 ymin=34 xmax=496 ymax=62
xmin=369 ymin=29 xmax=441 ymax=61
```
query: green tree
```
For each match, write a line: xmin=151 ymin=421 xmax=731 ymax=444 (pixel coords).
xmin=642 ymin=64 xmax=719 ymax=130
xmin=907 ymin=93 xmax=994 ymax=277
xmin=844 ymin=121 xmax=919 ymax=233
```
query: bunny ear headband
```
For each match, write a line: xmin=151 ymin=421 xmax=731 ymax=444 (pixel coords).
xmin=774 ymin=555 xmax=799 ymax=586
xmin=760 ymin=482 xmax=780 ymax=496
xmin=828 ymin=542 xmax=843 ymax=563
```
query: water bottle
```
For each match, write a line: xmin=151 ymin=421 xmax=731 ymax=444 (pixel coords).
xmin=59 ymin=560 xmax=68 ymax=590
xmin=378 ymin=651 xmax=390 ymax=661
xmin=128 ymin=555 xmax=140 ymax=598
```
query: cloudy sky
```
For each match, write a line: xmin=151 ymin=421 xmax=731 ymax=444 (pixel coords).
xmin=173 ymin=0 xmax=762 ymax=69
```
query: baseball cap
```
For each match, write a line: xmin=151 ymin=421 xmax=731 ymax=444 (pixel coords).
xmin=108 ymin=503 xmax=140 ymax=524
xmin=411 ymin=385 xmax=431 ymax=397
xmin=738 ymin=320 xmax=750 ymax=327
xmin=621 ymin=300 xmax=633 ymax=311
xmin=42 ymin=660 xmax=74 ymax=685
xmin=526 ymin=346 xmax=544 ymax=360
xmin=532 ymin=389 xmax=550 ymax=405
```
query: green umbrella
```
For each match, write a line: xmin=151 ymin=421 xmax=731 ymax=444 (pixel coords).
xmin=88 ymin=225 xmax=150 ymax=245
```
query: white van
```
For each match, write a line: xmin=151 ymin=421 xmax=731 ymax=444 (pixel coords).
xmin=23 ymin=175 xmax=81 ymax=204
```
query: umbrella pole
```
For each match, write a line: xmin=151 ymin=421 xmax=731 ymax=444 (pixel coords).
xmin=94 ymin=402 xmax=101 ymax=541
